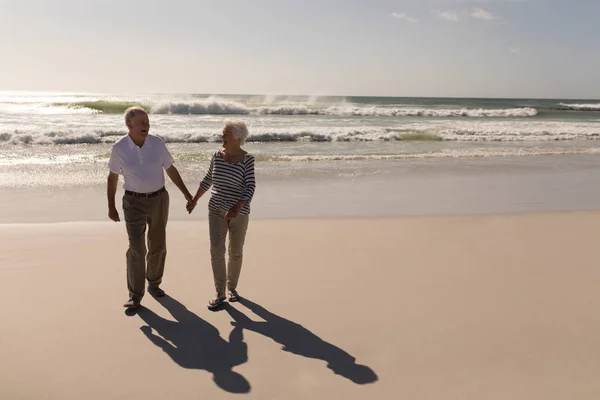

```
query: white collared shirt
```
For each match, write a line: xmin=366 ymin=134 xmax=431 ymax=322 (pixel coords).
xmin=108 ymin=134 xmax=174 ymax=193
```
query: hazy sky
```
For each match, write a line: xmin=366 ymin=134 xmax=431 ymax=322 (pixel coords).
xmin=1 ymin=0 xmax=599 ymax=98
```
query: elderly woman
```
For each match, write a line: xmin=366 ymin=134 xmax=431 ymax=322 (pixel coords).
xmin=187 ymin=120 xmax=256 ymax=310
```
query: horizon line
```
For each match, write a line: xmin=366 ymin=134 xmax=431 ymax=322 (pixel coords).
xmin=0 ymin=89 xmax=599 ymax=102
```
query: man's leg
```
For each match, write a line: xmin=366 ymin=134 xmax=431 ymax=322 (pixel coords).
xmin=227 ymin=213 xmax=249 ymax=293
xmin=209 ymin=209 xmax=229 ymax=296
xmin=147 ymin=191 xmax=169 ymax=293
xmin=123 ymin=195 xmax=148 ymax=304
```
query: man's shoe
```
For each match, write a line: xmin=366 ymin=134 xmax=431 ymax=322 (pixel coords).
xmin=148 ymin=286 xmax=165 ymax=297
xmin=123 ymin=299 xmax=141 ymax=308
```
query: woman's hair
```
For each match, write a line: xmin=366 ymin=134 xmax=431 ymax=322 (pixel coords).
xmin=224 ymin=120 xmax=249 ymax=145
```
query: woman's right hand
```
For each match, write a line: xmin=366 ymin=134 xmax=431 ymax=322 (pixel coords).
xmin=186 ymin=200 xmax=198 ymax=214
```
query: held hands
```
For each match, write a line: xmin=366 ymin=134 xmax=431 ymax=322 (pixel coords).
xmin=186 ymin=199 xmax=197 ymax=214
xmin=186 ymin=191 xmax=200 ymax=214
xmin=185 ymin=192 xmax=241 ymax=218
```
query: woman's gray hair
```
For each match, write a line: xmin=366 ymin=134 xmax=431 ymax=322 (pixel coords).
xmin=224 ymin=120 xmax=249 ymax=145
xmin=124 ymin=106 xmax=147 ymax=125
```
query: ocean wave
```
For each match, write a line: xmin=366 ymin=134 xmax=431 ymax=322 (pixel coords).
xmin=320 ymin=106 xmax=538 ymax=118
xmin=37 ymin=97 xmax=539 ymax=118
xmin=59 ymin=101 xmax=149 ymax=114
xmin=0 ymin=103 xmax=100 ymax=115
xmin=0 ymin=128 xmax=424 ymax=144
xmin=0 ymin=130 xmax=124 ymax=145
xmin=2 ymin=118 xmax=600 ymax=145
xmin=17 ymin=148 xmax=600 ymax=166
xmin=0 ymin=129 xmax=599 ymax=146
xmin=256 ymin=105 xmax=537 ymax=117
xmin=151 ymin=98 xmax=249 ymax=115
xmin=58 ymin=147 xmax=600 ymax=164
xmin=256 ymin=105 xmax=318 ymax=115
xmin=558 ymin=103 xmax=600 ymax=111
xmin=251 ymin=147 xmax=600 ymax=161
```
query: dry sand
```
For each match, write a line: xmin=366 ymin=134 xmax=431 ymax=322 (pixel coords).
xmin=1 ymin=213 xmax=600 ymax=399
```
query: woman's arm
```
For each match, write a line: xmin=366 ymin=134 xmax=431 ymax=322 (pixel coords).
xmin=187 ymin=153 xmax=215 ymax=214
xmin=195 ymin=153 xmax=216 ymax=200
xmin=225 ymin=155 xmax=256 ymax=219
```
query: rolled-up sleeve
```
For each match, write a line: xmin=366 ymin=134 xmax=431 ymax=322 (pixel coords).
xmin=200 ymin=152 xmax=216 ymax=192
xmin=240 ymin=155 xmax=256 ymax=201
xmin=107 ymin=145 xmax=122 ymax=174
xmin=159 ymin=139 xmax=174 ymax=169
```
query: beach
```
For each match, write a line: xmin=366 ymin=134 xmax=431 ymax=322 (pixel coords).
xmin=3 ymin=0 xmax=600 ymax=395
xmin=2 ymin=212 xmax=600 ymax=399
xmin=2 ymin=92 xmax=600 ymax=399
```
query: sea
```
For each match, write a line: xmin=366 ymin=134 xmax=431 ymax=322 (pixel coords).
xmin=1 ymin=91 xmax=600 ymax=222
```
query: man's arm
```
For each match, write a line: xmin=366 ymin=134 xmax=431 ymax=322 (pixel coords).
xmin=107 ymin=172 xmax=120 ymax=222
xmin=165 ymin=165 xmax=193 ymax=202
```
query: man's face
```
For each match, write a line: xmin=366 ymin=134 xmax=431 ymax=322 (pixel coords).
xmin=128 ymin=112 xmax=150 ymax=137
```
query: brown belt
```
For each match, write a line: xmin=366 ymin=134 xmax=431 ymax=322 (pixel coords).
xmin=125 ymin=187 xmax=166 ymax=198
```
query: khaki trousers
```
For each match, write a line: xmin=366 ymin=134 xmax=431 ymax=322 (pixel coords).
xmin=123 ymin=191 xmax=169 ymax=301
xmin=208 ymin=209 xmax=250 ymax=295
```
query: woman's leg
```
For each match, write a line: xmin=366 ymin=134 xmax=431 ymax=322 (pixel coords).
xmin=227 ymin=213 xmax=250 ymax=293
xmin=208 ymin=209 xmax=229 ymax=296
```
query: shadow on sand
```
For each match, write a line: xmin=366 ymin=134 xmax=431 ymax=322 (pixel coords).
xmin=136 ymin=295 xmax=251 ymax=394
xmin=225 ymin=298 xmax=378 ymax=385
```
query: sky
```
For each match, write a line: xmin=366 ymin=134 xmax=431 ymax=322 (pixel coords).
xmin=0 ymin=0 xmax=599 ymax=98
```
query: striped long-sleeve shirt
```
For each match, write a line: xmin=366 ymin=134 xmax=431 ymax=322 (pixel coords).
xmin=200 ymin=150 xmax=256 ymax=215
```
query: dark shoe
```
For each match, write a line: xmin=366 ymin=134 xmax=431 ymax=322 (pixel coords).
xmin=123 ymin=298 xmax=141 ymax=308
xmin=208 ymin=296 xmax=227 ymax=310
xmin=227 ymin=290 xmax=241 ymax=302
xmin=148 ymin=286 xmax=165 ymax=297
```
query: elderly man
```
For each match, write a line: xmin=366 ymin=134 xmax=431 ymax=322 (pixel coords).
xmin=107 ymin=106 xmax=192 ymax=308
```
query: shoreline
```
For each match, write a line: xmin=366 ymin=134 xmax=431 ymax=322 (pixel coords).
xmin=3 ymin=153 xmax=600 ymax=224
xmin=1 ymin=208 xmax=600 ymax=226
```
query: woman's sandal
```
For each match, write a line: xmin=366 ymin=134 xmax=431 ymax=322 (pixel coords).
xmin=227 ymin=291 xmax=241 ymax=302
xmin=207 ymin=296 xmax=226 ymax=310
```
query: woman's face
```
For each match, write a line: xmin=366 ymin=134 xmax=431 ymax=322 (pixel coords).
xmin=221 ymin=127 xmax=239 ymax=149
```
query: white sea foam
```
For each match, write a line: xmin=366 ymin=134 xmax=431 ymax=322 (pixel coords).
xmin=0 ymin=103 xmax=99 ymax=115
xmin=151 ymin=97 xmax=249 ymax=115
xmin=2 ymin=95 xmax=539 ymax=118
xmin=559 ymin=103 xmax=600 ymax=111
xmin=0 ymin=153 xmax=98 ymax=166
xmin=257 ymin=105 xmax=317 ymax=115
xmin=1 ymin=118 xmax=599 ymax=145
xmin=252 ymin=147 xmax=600 ymax=162
xmin=321 ymin=106 xmax=538 ymax=118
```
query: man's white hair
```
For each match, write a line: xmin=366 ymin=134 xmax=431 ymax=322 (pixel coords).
xmin=224 ymin=120 xmax=249 ymax=145
xmin=124 ymin=106 xmax=147 ymax=125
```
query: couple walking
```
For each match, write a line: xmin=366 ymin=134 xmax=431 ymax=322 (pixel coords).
xmin=106 ymin=106 xmax=256 ymax=310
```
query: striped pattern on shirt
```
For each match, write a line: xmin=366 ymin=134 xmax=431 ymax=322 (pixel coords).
xmin=200 ymin=151 xmax=256 ymax=215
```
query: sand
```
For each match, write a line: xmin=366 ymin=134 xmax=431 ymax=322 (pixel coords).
xmin=1 ymin=213 xmax=600 ymax=399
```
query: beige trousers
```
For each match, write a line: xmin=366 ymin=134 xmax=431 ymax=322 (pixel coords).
xmin=123 ymin=191 xmax=169 ymax=301
xmin=208 ymin=208 xmax=250 ymax=295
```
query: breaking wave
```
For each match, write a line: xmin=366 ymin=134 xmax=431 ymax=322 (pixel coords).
xmin=558 ymin=103 xmax=600 ymax=111
xmin=1 ymin=122 xmax=600 ymax=145
xmin=46 ymin=98 xmax=538 ymax=118
xmin=151 ymin=98 xmax=249 ymax=115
